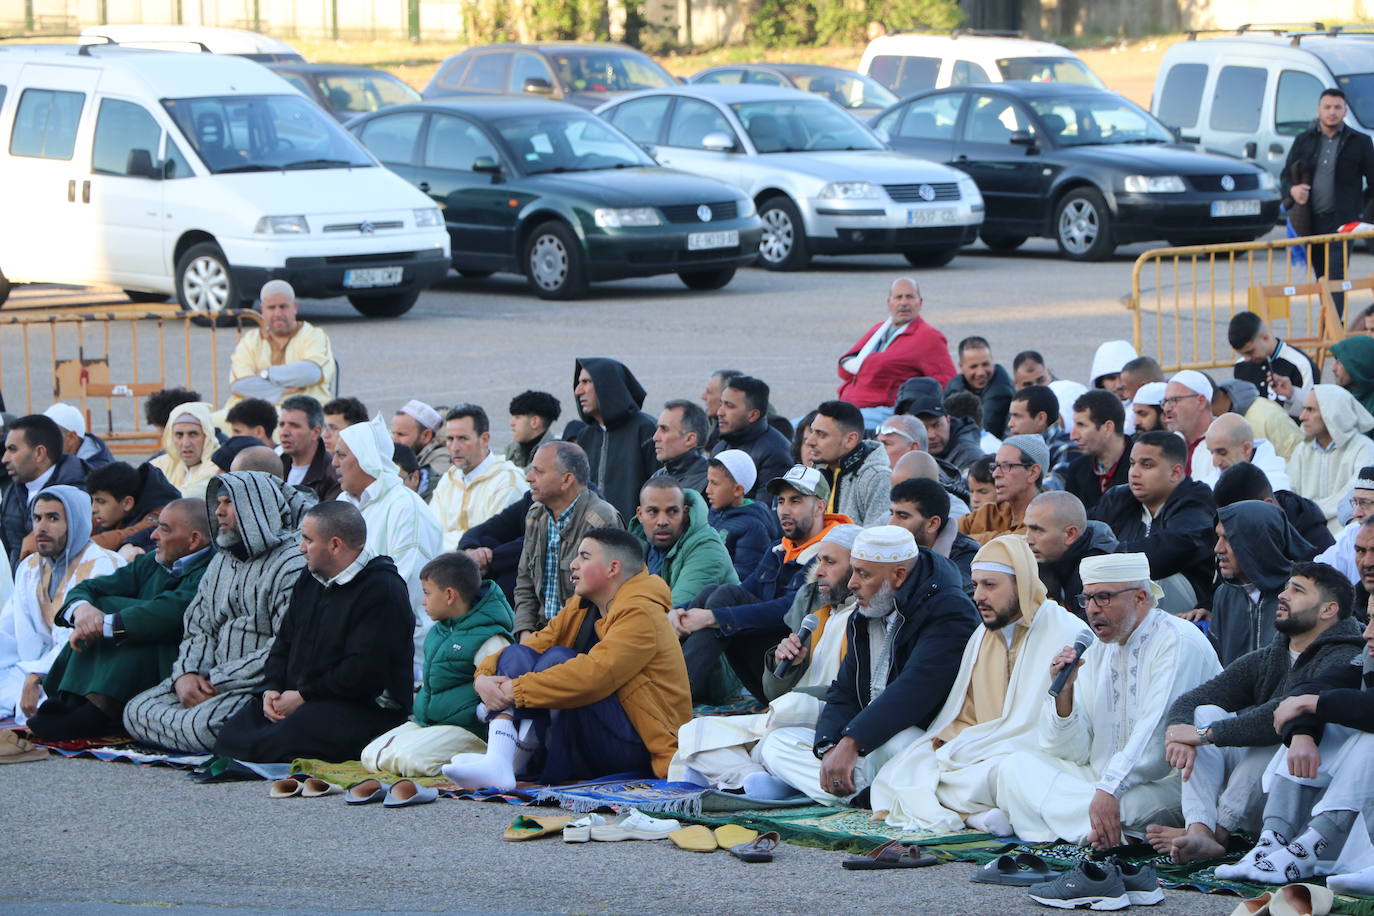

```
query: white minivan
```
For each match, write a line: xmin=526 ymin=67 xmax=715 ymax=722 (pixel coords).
xmin=0 ymin=45 xmax=451 ymax=317
xmin=859 ymin=32 xmax=1103 ymax=99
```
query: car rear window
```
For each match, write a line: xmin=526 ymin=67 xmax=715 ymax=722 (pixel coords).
xmin=1210 ymin=65 xmax=1266 ymax=133
xmin=869 ymin=55 xmax=939 ymax=96
xmin=10 ymin=87 xmax=84 ymax=160
xmin=1156 ymin=62 xmax=1207 ymax=128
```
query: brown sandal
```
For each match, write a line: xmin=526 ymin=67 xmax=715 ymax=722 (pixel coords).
xmin=841 ymin=839 xmax=938 ymax=870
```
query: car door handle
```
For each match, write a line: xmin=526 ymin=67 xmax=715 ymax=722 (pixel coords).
xmin=82 ymin=180 xmax=91 ymax=203
xmin=1269 ymin=143 xmax=1284 ymax=155
xmin=67 ymin=180 xmax=76 ymax=202
xmin=955 ymin=154 xmax=969 ymax=162
xmin=417 ymin=181 xmax=430 ymax=192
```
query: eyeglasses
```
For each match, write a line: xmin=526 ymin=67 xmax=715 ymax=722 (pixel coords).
xmin=1352 ymin=497 xmax=1374 ymax=512
xmin=1075 ymin=586 xmax=1138 ymax=610
xmin=991 ymin=461 xmax=1031 ymax=474
xmin=1160 ymin=395 xmax=1197 ymax=408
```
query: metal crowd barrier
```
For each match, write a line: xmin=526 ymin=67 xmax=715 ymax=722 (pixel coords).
xmin=1125 ymin=229 xmax=1374 ymax=373
xmin=0 ymin=308 xmax=268 ymax=455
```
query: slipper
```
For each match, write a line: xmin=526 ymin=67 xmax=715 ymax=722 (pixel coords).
xmin=302 ymin=777 xmax=342 ymax=798
xmin=841 ymin=839 xmax=938 ymax=870
xmin=970 ymin=853 xmax=1057 ymax=886
xmin=345 ymin=778 xmax=389 ymax=805
xmin=713 ymin=824 xmax=758 ymax=849
xmin=504 ymin=814 xmax=576 ymax=841
xmin=730 ymin=831 xmax=780 ymax=863
xmin=669 ymin=825 xmax=719 ymax=852
xmin=384 ymin=779 xmax=438 ymax=807
xmin=0 ymin=730 xmax=49 ymax=764
xmin=270 ymin=778 xmax=304 ymax=798
xmin=1271 ymin=883 xmax=1333 ymax=916
xmin=1230 ymin=893 xmax=1272 ymax=916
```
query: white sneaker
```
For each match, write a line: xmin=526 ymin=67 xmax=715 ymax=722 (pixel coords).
xmin=562 ymin=813 xmax=606 ymax=843
xmin=588 ymin=808 xmax=682 ymax=841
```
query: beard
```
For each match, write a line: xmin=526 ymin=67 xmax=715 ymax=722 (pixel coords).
xmin=857 ymin=580 xmax=898 ymax=619
xmin=820 ymin=580 xmax=852 ymax=605
xmin=977 ymin=599 xmax=1021 ymax=631
xmin=1275 ymin=605 xmax=1319 ymax=636
xmin=215 ymin=528 xmax=243 ymax=548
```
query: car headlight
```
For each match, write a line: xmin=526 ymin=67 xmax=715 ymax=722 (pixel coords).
xmin=818 ymin=181 xmax=881 ymax=200
xmin=253 ymin=215 xmax=310 ymax=235
xmin=1123 ymin=174 xmax=1186 ymax=193
xmin=1258 ymin=171 xmax=1277 ymax=190
xmin=413 ymin=207 xmax=443 ymax=228
xmin=593 ymin=207 xmax=661 ymax=228
xmin=738 ymin=196 xmax=756 ymax=218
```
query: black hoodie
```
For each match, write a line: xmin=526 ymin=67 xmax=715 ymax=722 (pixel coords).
xmin=1092 ymin=476 xmax=1218 ymax=607
xmin=573 ymin=358 xmax=658 ymax=520
xmin=103 ymin=463 xmax=182 ymax=553
xmin=1210 ymin=501 xmax=1315 ymax=666
xmin=1038 ymin=520 xmax=1118 ymax=617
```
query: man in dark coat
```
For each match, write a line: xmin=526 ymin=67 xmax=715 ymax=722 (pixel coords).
xmin=651 ymin=399 xmax=710 ymax=495
xmin=710 ymin=375 xmax=792 ymax=503
xmin=573 ymin=358 xmax=658 ymax=520
xmin=1063 ymin=389 xmax=1131 ymax=513
xmin=944 ymin=336 xmax=1016 ymax=438
xmin=213 ymin=501 xmax=413 ymax=763
xmin=1214 ymin=462 xmax=1333 ymax=558
xmin=1 ymin=414 xmax=88 ymax=568
xmin=1024 ymin=491 xmax=1118 ymax=617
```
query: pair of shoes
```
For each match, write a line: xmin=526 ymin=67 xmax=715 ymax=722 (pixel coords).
xmin=1028 ymin=859 xmax=1162 ymax=910
xmin=269 ymin=776 xmax=342 ymax=798
xmin=562 ymin=809 xmax=681 ymax=843
xmin=668 ymin=824 xmax=759 ymax=853
xmin=344 ymin=778 xmax=439 ymax=807
xmin=841 ymin=839 xmax=938 ymax=870
xmin=971 ymin=852 xmax=1058 ymax=886
xmin=0 ymin=729 xmax=49 ymax=764
xmin=1231 ymin=883 xmax=1334 ymax=916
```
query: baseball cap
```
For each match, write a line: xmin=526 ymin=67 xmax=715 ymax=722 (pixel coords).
xmin=895 ymin=377 xmax=945 ymax=417
xmin=766 ymin=464 xmax=831 ymax=501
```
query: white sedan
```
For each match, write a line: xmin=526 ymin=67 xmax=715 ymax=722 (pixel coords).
xmin=597 ymin=84 xmax=983 ymax=269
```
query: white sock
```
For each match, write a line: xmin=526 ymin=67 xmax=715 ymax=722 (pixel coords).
xmin=1216 ymin=829 xmax=1285 ymax=880
xmin=1330 ymin=864 xmax=1374 ymax=895
xmin=966 ymin=808 xmax=1013 ymax=836
xmin=440 ymin=718 xmax=518 ymax=791
xmin=741 ymin=771 xmax=798 ymax=800
xmin=1236 ymin=829 xmax=1323 ymax=884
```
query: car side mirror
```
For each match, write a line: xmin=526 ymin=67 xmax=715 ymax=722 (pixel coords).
xmin=701 ymin=131 xmax=735 ymax=152
xmin=1009 ymin=130 xmax=1037 ymax=148
xmin=126 ymin=148 xmax=161 ymax=179
xmin=472 ymin=156 xmax=503 ymax=183
xmin=522 ymin=77 xmax=554 ymax=95
xmin=638 ymin=141 xmax=658 ymax=159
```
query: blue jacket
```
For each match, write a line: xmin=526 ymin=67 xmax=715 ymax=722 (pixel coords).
xmin=711 ymin=538 xmax=812 ymax=636
xmin=709 ymin=499 xmax=780 ymax=581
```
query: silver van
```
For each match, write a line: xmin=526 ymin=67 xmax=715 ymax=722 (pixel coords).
xmin=1150 ymin=31 xmax=1374 ymax=177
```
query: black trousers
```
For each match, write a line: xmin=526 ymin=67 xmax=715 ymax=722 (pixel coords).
xmin=681 ymin=584 xmax=790 ymax=706
xmin=213 ymin=698 xmax=404 ymax=763
xmin=1311 ymin=211 xmax=1349 ymax=317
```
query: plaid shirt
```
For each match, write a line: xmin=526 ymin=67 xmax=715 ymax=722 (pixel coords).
xmin=542 ymin=491 xmax=582 ymax=619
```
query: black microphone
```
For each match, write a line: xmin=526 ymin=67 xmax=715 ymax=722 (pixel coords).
xmin=1048 ymin=630 xmax=1095 ymax=698
xmin=773 ymin=613 xmax=821 ymax=679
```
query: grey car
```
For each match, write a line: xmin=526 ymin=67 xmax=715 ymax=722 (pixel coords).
xmin=689 ymin=63 xmax=898 ymax=120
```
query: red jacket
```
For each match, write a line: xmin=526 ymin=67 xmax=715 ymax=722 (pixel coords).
xmin=836 ymin=318 xmax=956 ymax=408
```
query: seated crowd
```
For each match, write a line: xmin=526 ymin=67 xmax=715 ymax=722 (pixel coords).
xmin=8 ymin=277 xmax=1374 ymax=899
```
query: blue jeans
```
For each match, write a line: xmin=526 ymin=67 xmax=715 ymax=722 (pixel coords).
xmin=496 ymin=644 xmax=651 ymax=783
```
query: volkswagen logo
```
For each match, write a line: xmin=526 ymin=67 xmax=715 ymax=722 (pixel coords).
xmin=359 ymin=220 xmax=375 ymax=235
xmin=918 ymin=184 xmax=936 ymax=202
xmin=1220 ymin=175 xmax=1235 ymax=192
xmin=697 ymin=204 xmax=713 ymax=222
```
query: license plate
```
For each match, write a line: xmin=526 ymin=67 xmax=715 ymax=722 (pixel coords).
xmin=343 ymin=266 xmax=403 ymax=288
xmin=907 ymin=207 xmax=958 ymax=226
xmin=687 ymin=229 xmax=738 ymax=251
xmin=1210 ymin=199 xmax=1261 ymax=218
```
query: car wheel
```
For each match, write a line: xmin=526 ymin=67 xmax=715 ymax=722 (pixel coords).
xmin=458 ymin=269 xmax=495 ymax=279
xmin=524 ymin=221 xmax=588 ymax=300
xmin=756 ymin=196 xmax=811 ymax=271
xmin=903 ymin=246 xmax=959 ymax=268
xmin=176 ymin=242 xmax=242 ymax=326
xmin=1054 ymin=188 xmax=1115 ymax=261
xmin=678 ymin=267 xmax=736 ymax=291
xmin=123 ymin=289 xmax=169 ymax=303
xmin=347 ymin=291 xmax=420 ymax=318
xmin=979 ymin=231 xmax=1028 ymax=252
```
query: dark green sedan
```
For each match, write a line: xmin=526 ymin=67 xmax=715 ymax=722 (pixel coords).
xmin=347 ymin=98 xmax=763 ymax=299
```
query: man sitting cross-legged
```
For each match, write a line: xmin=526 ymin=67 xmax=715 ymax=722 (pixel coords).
xmin=871 ymin=534 xmax=1084 ymax=833
xmin=28 ymin=499 xmax=213 ymax=741
xmin=1148 ymin=562 xmax=1362 ymax=864
xmin=443 ymin=528 xmax=692 ymax=788
xmin=214 ymin=502 xmax=414 ymax=763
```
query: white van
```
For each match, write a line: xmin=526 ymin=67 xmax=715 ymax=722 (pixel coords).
xmin=859 ymin=32 xmax=1103 ymax=99
xmin=1150 ymin=32 xmax=1374 ymax=177
xmin=78 ymin=25 xmax=305 ymax=62
xmin=0 ymin=45 xmax=450 ymax=317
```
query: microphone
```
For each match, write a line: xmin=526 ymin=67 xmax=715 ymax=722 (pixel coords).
xmin=773 ymin=613 xmax=821 ymax=679
xmin=1048 ymin=630 xmax=1095 ymax=698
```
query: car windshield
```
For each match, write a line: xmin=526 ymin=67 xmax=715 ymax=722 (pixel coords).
xmin=779 ymin=68 xmax=898 ymax=110
xmin=1337 ymin=73 xmax=1374 ymax=128
xmin=545 ymin=49 xmax=675 ymax=92
xmin=315 ymin=73 xmax=420 ymax=115
xmin=1028 ymin=96 xmax=1173 ymax=146
xmin=161 ymin=93 xmax=373 ymax=173
xmin=731 ymin=99 xmax=884 ymax=152
xmin=492 ymin=112 xmax=652 ymax=174
xmin=997 ymin=57 xmax=1104 ymax=88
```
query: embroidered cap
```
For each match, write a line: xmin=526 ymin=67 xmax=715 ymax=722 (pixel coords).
xmin=766 ymin=464 xmax=830 ymax=501
xmin=850 ymin=525 xmax=918 ymax=563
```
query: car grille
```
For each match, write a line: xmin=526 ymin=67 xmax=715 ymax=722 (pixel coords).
xmin=883 ymin=183 xmax=961 ymax=202
xmin=323 ymin=220 xmax=405 ymax=232
xmin=321 ymin=251 xmax=419 ymax=264
xmin=660 ymin=201 xmax=739 ymax=223
xmin=1187 ymin=174 xmax=1260 ymax=192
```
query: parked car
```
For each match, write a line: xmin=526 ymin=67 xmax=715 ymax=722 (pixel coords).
xmin=422 ymin=42 xmax=677 ymax=110
xmin=0 ymin=46 xmax=450 ymax=316
xmin=688 ymin=64 xmax=897 ymax=120
xmin=871 ymin=81 xmax=1281 ymax=259
xmin=1151 ymin=29 xmax=1374 ymax=176
xmin=271 ymin=63 xmax=421 ymax=122
xmin=78 ymin=24 xmax=304 ymax=61
xmin=859 ymin=31 xmax=1102 ymax=98
xmin=597 ymin=85 xmax=983 ymax=270
xmin=347 ymin=97 xmax=763 ymax=299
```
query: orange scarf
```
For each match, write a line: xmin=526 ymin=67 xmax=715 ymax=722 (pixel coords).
xmin=780 ymin=513 xmax=852 ymax=564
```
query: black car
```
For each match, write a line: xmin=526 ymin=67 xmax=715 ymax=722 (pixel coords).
xmin=270 ymin=63 xmax=421 ymax=123
xmin=422 ymin=42 xmax=678 ymax=110
xmin=871 ymin=82 xmax=1282 ymax=259
xmin=348 ymin=98 xmax=762 ymax=299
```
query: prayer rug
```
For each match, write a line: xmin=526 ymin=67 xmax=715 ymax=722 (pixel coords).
xmin=44 ymin=743 xmax=210 ymax=768
xmin=532 ymin=776 xmax=709 ymax=815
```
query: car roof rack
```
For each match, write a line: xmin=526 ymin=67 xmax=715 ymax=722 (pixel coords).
xmin=74 ymin=35 xmax=213 ymax=55
xmin=950 ymin=28 xmax=1028 ymax=39
xmin=1186 ymin=22 xmax=1325 ymax=39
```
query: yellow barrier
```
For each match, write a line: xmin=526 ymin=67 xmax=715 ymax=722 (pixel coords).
xmin=0 ymin=309 xmax=268 ymax=455
xmin=1126 ymin=229 xmax=1374 ymax=373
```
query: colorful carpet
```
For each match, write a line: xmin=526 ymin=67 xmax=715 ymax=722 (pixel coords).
xmin=45 ymin=743 xmax=211 ymax=768
xmin=532 ymin=776 xmax=708 ymax=814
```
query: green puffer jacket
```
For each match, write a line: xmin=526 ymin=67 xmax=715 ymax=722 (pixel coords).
xmin=630 ymin=487 xmax=739 ymax=606
xmin=413 ymin=581 xmax=515 ymax=734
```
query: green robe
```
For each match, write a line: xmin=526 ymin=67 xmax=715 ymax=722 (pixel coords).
xmin=44 ymin=548 xmax=212 ymax=704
